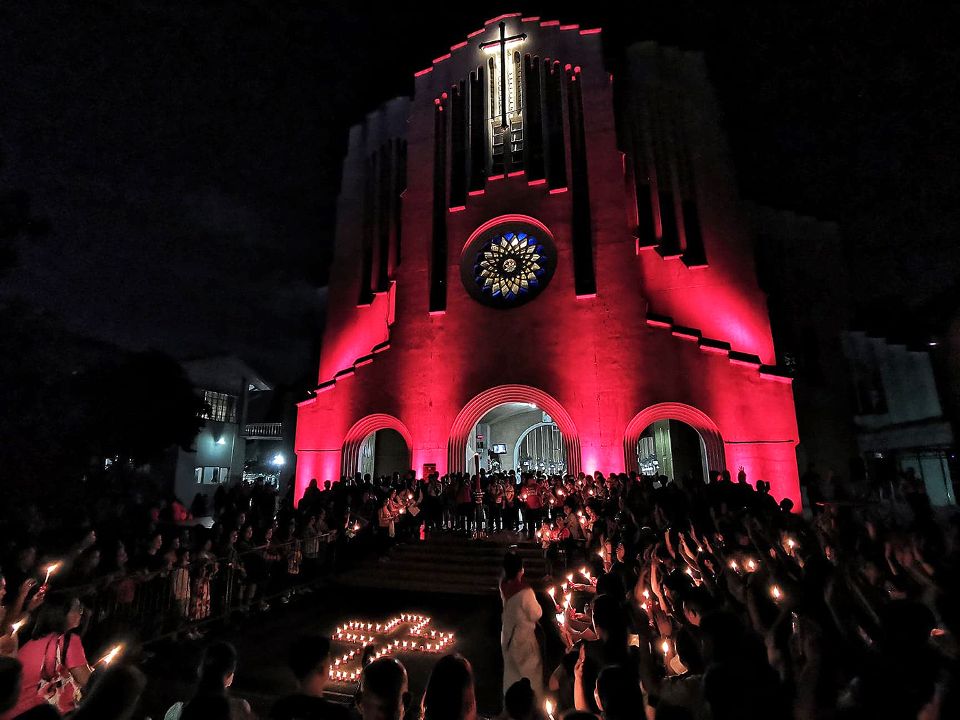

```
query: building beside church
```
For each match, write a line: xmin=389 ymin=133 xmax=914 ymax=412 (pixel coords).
xmin=295 ymin=13 xmax=802 ymax=504
xmin=173 ymin=356 xmax=291 ymax=502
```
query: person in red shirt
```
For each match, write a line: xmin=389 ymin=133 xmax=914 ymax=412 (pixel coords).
xmin=521 ymin=476 xmax=543 ymax=540
xmin=4 ymin=596 xmax=90 ymax=719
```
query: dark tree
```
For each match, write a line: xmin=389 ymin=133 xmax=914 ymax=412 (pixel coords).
xmin=79 ymin=351 xmax=207 ymax=466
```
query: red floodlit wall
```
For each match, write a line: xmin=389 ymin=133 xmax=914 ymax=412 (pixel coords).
xmin=296 ymin=19 xmax=801 ymax=507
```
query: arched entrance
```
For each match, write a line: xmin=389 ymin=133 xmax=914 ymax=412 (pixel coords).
xmin=624 ymin=403 xmax=725 ymax=480
xmin=448 ymin=385 xmax=581 ymax=475
xmin=342 ymin=414 xmax=413 ymax=478
xmin=467 ymin=404 xmax=567 ymax=475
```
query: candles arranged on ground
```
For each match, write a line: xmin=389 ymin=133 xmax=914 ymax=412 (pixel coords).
xmin=328 ymin=614 xmax=456 ymax=684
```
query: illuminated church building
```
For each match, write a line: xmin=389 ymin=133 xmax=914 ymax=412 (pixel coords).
xmin=295 ymin=13 xmax=802 ymax=505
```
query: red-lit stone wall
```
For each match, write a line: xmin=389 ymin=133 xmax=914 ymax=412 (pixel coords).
xmin=296 ymin=15 xmax=801 ymax=506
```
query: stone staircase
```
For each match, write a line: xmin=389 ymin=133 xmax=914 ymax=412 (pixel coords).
xmin=336 ymin=533 xmax=547 ymax=596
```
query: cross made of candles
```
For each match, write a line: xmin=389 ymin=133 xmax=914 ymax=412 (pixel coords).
xmin=328 ymin=613 xmax=455 ymax=684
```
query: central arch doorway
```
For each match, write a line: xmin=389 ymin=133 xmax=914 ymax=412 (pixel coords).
xmin=468 ymin=403 xmax=567 ymax=474
xmin=448 ymin=385 xmax=581 ymax=476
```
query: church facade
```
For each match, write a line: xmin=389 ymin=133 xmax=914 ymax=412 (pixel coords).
xmin=295 ymin=14 xmax=802 ymax=505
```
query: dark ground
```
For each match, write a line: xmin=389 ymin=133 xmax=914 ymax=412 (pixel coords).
xmin=136 ymin=586 xmax=511 ymax=719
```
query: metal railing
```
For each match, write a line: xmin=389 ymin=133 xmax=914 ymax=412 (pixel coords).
xmin=242 ymin=422 xmax=283 ymax=439
xmin=62 ymin=531 xmax=356 ymax=647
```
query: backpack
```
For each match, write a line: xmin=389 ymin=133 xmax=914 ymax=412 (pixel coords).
xmin=36 ymin=633 xmax=83 ymax=710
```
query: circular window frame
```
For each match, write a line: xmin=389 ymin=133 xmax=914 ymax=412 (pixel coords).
xmin=459 ymin=220 xmax=558 ymax=309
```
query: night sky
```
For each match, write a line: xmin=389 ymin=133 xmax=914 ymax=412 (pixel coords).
xmin=1 ymin=1 xmax=958 ymax=383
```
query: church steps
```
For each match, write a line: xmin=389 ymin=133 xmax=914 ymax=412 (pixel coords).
xmin=335 ymin=536 xmax=548 ymax=596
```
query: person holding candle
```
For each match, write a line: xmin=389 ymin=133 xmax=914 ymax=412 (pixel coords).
xmin=500 ymin=552 xmax=544 ymax=704
xmin=3 ymin=595 xmax=90 ymax=718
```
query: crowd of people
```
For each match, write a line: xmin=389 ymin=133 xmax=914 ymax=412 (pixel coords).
xmin=0 ymin=464 xmax=957 ymax=718
xmin=492 ymin=466 xmax=959 ymax=720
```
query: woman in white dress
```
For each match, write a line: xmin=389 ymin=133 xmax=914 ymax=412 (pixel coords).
xmin=499 ymin=551 xmax=544 ymax=702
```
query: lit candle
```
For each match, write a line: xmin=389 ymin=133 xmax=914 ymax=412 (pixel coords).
xmin=566 ymin=573 xmax=574 ymax=584
xmin=786 ymin=538 xmax=797 ymax=550
xmin=728 ymin=560 xmax=739 ymax=572
xmin=11 ymin=619 xmax=24 ymax=635
xmin=99 ymin=644 xmax=123 ymax=666
xmin=597 ymin=550 xmax=605 ymax=559
xmin=563 ymin=593 xmax=572 ymax=610
xmin=43 ymin=562 xmax=61 ymax=586
xmin=746 ymin=559 xmax=757 ymax=572
xmin=770 ymin=584 xmax=783 ymax=602
xmin=547 ymin=587 xmax=556 ymax=599
xmin=661 ymin=639 xmax=671 ymax=655
xmin=545 ymin=699 xmax=556 ymax=720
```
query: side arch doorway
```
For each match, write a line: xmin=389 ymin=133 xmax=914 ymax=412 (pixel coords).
xmin=342 ymin=414 xmax=413 ymax=479
xmin=624 ymin=403 xmax=725 ymax=482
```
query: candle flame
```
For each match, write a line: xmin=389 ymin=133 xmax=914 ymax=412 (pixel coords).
xmin=661 ymin=639 xmax=670 ymax=654
xmin=100 ymin=644 xmax=123 ymax=666
xmin=547 ymin=587 xmax=555 ymax=598
xmin=771 ymin=584 xmax=783 ymax=601
xmin=545 ymin=699 xmax=554 ymax=718
xmin=11 ymin=620 xmax=24 ymax=634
